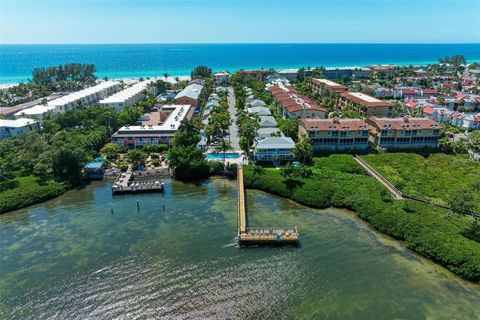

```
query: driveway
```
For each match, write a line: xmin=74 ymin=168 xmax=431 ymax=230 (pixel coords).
xmin=227 ymin=86 xmax=240 ymax=150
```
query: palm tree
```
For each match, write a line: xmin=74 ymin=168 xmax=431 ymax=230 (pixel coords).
xmin=163 ymin=73 xmax=169 ymax=82
xmin=215 ymin=138 xmax=233 ymax=166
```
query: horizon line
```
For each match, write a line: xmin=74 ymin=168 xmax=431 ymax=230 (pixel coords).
xmin=1 ymin=42 xmax=480 ymax=46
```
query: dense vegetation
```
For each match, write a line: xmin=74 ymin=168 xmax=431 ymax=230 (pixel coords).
xmin=362 ymin=153 xmax=480 ymax=207
xmin=191 ymin=65 xmax=212 ymax=79
xmin=0 ymin=63 xmax=98 ymax=108
xmin=0 ymin=104 xmax=143 ymax=213
xmin=244 ymin=155 xmax=480 ymax=282
xmin=0 ymin=177 xmax=65 ymax=214
xmin=31 ymin=63 xmax=96 ymax=90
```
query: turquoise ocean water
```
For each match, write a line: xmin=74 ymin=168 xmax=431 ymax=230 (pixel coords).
xmin=1 ymin=43 xmax=479 ymax=84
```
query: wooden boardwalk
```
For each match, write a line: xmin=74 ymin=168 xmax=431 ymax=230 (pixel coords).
xmin=237 ymin=166 xmax=299 ymax=246
xmin=354 ymin=155 xmax=404 ymax=200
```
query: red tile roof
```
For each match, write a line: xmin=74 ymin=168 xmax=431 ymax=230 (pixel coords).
xmin=401 ymin=89 xmax=417 ymax=95
xmin=405 ymin=100 xmax=418 ymax=109
xmin=422 ymin=106 xmax=436 ymax=115
xmin=300 ymin=118 xmax=370 ymax=132
xmin=422 ymin=89 xmax=438 ymax=95
xmin=311 ymin=78 xmax=348 ymax=93
xmin=368 ymin=117 xmax=442 ymax=130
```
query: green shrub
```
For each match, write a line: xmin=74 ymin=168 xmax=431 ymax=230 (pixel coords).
xmin=243 ymin=155 xmax=480 ymax=282
xmin=0 ymin=180 xmax=65 ymax=214
xmin=151 ymin=159 xmax=161 ymax=167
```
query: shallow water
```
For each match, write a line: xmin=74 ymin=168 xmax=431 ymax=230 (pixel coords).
xmin=1 ymin=43 xmax=480 ymax=83
xmin=0 ymin=178 xmax=479 ymax=319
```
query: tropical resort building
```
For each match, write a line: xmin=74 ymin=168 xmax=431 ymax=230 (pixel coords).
xmin=339 ymin=92 xmax=395 ymax=117
xmin=298 ymin=118 xmax=370 ymax=152
xmin=253 ymin=136 xmax=296 ymax=163
xmin=99 ymin=80 xmax=153 ymax=110
xmin=111 ymin=105 xmax=191 ymax=147
xmin=175 ymin=83 xmax=204 ymax=110
xmin=0 ymin=118 xmax=40 ymax=140
xmin=367 ymin=117 xmax=442 ymax=150
xmin=268 ymin=84 xmax=327 ymax=120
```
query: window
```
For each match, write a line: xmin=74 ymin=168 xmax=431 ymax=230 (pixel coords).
xmin=396 ymin=138 xmax=410 ymax=144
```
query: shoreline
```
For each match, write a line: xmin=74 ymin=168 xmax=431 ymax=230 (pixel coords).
xmin=2 ymin=59 xmax=480 ymax=86
xmin=248 ymin=187 xmax=480 ymax=286
xmin=241 ymin=162 xmax=480 ymax=283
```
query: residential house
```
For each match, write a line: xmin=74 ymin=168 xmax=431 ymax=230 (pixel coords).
xmin=253 ymin=136 xmax=295 ymax=162
xmin=256 ymin=127 xmax=283 ymax=138
xmin=367 ymin=117 xmax=442 ymax=150
xmin=248 ymin=107 xmax=271 ymax=116
xmin=213 ymin=71 xmax=230 ymax=85
xmin=246 ymin=99 xmax=267 ymax=108
xmin=298 ymin=118 xmax=370 ymax=152
xmin=258 ymin=115 xmax=278 ymax=128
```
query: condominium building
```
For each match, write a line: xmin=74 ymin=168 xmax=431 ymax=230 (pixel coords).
xmin=268 ymin=84 xmax=327 ymax=120
xmin=323 ymin=67 xmax=371 ymax=80
xmin=253 ymin=136 xmax=296 ymax=162
xmin=298 ymin=118 xmax=370 ymax=152
xmin=0 ymin=118 xmax=40 ymax=140
xmin=339 ymin=92 xmax=395 ymax=117
xmin=367 ymin=117 xmax=442 ymax=150
xmin=111 ymin=105 xmax=191 ymax=147
xmin=48 ymin=81 xmax=121 ymax=113
xmin=310 ymin=78 xmax=348 ymax=95
xmin=99 ymin=80 xmax=153 ymax=110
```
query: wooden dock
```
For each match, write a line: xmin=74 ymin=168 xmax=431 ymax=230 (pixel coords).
xmin=112 ymin=172 xmax=164 ymax=195
xmin=237 ymin=166 xmax=299 ymax=246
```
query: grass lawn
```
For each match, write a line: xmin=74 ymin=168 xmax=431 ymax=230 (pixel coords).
xmin=0 ymin=176 xmax=65 ymax=214
xmin=361 ymin=153 xmax=480 ymax=207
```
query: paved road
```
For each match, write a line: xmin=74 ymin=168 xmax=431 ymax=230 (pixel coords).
xmin=227 ymin=86 xmax=240 ymax=150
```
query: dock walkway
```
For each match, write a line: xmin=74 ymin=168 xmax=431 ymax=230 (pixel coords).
xmin=112 ymin=172 xmax=163 ymax=195
xmin=237 ymin=166 xmax=299 ymax=246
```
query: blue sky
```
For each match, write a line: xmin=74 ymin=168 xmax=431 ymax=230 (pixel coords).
xmin=0 ymin=0 xmax=479 ymax=44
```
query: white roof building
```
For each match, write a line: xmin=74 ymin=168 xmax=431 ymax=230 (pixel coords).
xmin=175 ymin=84 xmax=203 ymax=101
xmin=99 ymin=80 xmax=153 ymax=110
xmin=111 ymin=105 xmax=191 ymax=147
xmin=47 ymin=81 xmax=120 ymax=113
xmin=14 ymin=104 xmax=56 ymax=120
xmin=0 ymin=118 xmax=40 ymax=140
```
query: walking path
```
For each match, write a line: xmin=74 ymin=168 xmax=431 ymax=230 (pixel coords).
xmin=226 ymin=86 xmax=240 ymax=150
xmin=353 ymin=155 xmax=404 ymax=200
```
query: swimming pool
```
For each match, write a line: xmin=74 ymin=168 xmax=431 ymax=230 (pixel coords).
xmin=206 ymin=152 xmax=240 ymax=159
